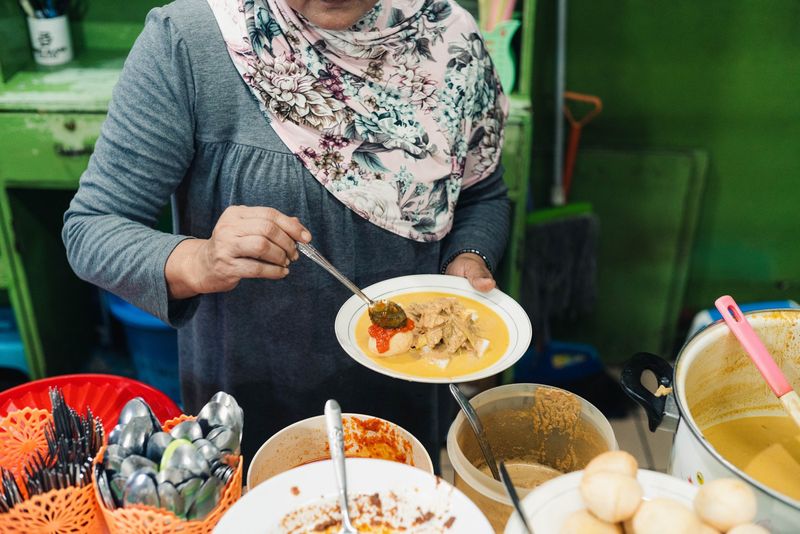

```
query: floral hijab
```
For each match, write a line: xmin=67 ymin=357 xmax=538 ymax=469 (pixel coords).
xmin=207 ymin=0 xmax=507 ymax=241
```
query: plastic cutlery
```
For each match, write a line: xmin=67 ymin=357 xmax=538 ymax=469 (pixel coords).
xmin=715 ymin=295 xmax=800 ymax=429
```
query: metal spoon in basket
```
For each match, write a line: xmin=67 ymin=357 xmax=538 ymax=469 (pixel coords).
xmin=297 ymin=242 xmax=408 ymax=329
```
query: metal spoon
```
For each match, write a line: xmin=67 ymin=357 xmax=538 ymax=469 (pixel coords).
xmin=297 ymin=242 xmax=407 ymax=329
xmin=162 ymin=443 xmax=210 ymax=478
xmin=499 ymin=461 xmax=534 ymax=534
xmin=123 ymin=470 xmax=160 ymax=508
xmin=197 ymin=399 xmax=243 ymax=434
xmin=448 ymin=383 xmax=500 ymax=480
xmin=119 ymin=397 xmax=161 ymax=430
xmin=94 ymin=464 xmax=117 ymax=510
xmin=324 ymin=399 xmax=358 ymax=534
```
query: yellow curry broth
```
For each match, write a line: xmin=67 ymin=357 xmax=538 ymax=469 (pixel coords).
xmin=703 ymin=415 xmax=800 ymax=501
xmin=355 ymin=292 xmax=509 ymax=379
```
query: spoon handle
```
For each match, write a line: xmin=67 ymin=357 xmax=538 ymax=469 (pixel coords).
xmin=297 ymin=242 xmax=373 ymax=307
xmin=448 ymin=384 xmax=501 ymax=481
xmin=715 ymin=295 xmax=792 ymax=397
xmin=715 ymin=296 xmax=800 ymax=430
xmin=325 ymin=400 xmax=356 ymax=532
xmin=499 ymin=461 xmax=534 ymax=534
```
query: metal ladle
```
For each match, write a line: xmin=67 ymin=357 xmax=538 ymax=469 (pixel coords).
xmin=448 ymin=383 xmax=500 ymax=480
xmin=297 ymin=242 xmax=408 ymax=329
xmin=499 ymin=461 xmax=534 ymax=534
xmin=324 ymin=399 xmax=358 ymax=534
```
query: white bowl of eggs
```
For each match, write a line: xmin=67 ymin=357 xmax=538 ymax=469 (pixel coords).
xmin=504 ymin=451 xmax=770 ymax=534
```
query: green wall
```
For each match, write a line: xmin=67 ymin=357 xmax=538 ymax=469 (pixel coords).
xmin=530 ymin=0 xmax=800 ymax=312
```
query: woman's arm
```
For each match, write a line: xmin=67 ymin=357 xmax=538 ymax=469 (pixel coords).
xmin=62 ymin=9 xmax=198 ymax=326
xmin=165 ymin=206 xmax=311 ymax=300
xmin=440 ymin=165 xmax=511 ymax=290
xmin=63 ymin=9 xmax=312 ymax=324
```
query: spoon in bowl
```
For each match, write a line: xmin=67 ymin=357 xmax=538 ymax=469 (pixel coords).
xmin=297 ymin=242 xmax=408 ymax=329
xmin=324 ymin=399 xmax=358 ymax=534
xmin=715 ymin=295 xmax=800 ymax=429
xmin=499 ymin=461 xmax=534 ymax=534
xmin=449 ymin=383 xmax=501 ymax=481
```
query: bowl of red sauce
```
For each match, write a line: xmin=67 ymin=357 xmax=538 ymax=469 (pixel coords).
xmin=247 ymin=413 xmax=433 ymax=490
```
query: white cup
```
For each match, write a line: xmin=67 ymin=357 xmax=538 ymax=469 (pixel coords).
xmin=27 ymin=15 xmax=73 ymax=66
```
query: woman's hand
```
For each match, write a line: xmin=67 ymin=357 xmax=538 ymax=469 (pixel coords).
xmin=166 ymin=206 xmax=312 ymax=299
xmin=445 ymin=252 xmax=496 ymax=292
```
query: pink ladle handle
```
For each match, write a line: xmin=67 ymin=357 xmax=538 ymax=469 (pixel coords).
xmin=715 ymin=295 xmax=793 ymax=397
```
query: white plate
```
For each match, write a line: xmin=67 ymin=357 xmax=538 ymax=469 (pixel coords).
xmin=504 ymin=469 xmax=699 ymax=534
xmin=215 ymin=458 xmax=492 ymax=533
xmin=334 ymin=274 xmax=532 ymax=383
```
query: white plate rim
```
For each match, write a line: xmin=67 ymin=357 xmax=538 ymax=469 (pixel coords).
xmin=215 ymin=457 xmax=493 ymax=533
xmin=504 ymin=469 xmax=699 ymax=533
xmin=334 ymin=274 xmax=533 ymax=384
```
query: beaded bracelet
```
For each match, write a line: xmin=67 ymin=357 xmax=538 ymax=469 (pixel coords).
xmin=440 ymin=248 xmax=493 ymax=275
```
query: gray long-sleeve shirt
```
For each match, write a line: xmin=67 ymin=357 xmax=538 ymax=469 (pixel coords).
xmin=62 ymin=0 xmax=510 ymax=463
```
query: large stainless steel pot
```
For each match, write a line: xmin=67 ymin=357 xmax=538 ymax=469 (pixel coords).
xmin=621 ymin=309 xmax=800 ymax=533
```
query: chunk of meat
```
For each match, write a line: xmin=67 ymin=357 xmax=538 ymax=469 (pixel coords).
xmin=404 ymin=297 xmax=489 ymax=363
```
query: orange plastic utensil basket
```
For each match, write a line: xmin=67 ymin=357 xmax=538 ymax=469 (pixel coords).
xmin=0 ymin=482 xmax=104 ymax=533
xmin=0 ymin=407 xmax=51 ymax=482
xmin=95 ymin=415 xmax=244 ymax=534
xmin=0 ymin=408 xmax=105 ymax=533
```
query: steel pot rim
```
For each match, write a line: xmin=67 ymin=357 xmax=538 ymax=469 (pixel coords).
xmin=672 ymin=308 xmax=800 ymax=510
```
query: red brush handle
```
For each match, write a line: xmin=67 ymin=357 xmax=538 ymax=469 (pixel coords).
xmin=562 ymin=92 xmax=602 ymax=201
xmin=562 ymin=124 xmax=582 ymax=201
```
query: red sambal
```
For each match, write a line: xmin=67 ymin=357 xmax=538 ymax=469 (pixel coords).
xmin=368 ymin=319 xmax=415 ymax=354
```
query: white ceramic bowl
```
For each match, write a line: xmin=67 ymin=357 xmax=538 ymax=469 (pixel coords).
xmin=247 ymin=413 xmax=433 ymax=489
xmin=335 ymin=274 xmax=532 ymax=383
xmin=216 ymin=458 xmax=493 ymax=533
xmin=504 ymin=469 xmax=698 ymax=534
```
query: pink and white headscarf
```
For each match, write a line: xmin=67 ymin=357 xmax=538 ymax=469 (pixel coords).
xmin=207 ymin=0 xmax=507 ymax=241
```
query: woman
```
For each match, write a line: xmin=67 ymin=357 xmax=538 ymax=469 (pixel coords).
xmin=63 ymin=0 xmax=510 ymax=466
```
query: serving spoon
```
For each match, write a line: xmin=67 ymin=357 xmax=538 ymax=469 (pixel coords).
xmin=297 ymin=242 xmax=408 ymax=329
xmin=449 ymin=383 xmax=501 ymax=480
xmin=499 ymin=461 xmax=534 ymax=534
xmin=325 ymin=399 xmax=358 ymax=534
xmin=715 ymin=295 xmax=800 ymax=429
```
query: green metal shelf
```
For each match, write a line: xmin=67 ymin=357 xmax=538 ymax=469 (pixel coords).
xmin=0 ymin=51 xmax=123 ymax=112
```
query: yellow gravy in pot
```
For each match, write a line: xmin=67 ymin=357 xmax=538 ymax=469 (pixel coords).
xmin=703 ymin=415 xmax=800 ymax=501
xmin=355 ymin=292 xmax=509 ymax=379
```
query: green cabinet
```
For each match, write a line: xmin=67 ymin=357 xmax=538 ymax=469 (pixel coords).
xmin=493 ymin=0 xmax=537 ymax=300
xmin=497 ymin=96 xmax=533 ymax=299
xmin=0 ymin=25 xmax=119 ymax=379
xmin=0 ymin=0 xmax=137 ymax=378
xmin=0 ymin=112 xmax=106 ymax=378
xmin=0 ymin=114 xmax=102 ymax=184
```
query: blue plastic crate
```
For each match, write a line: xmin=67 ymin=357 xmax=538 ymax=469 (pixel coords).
xmin=0 ymin=307 xmax=28 ymax=376
xmin=514 ymin=340 xmax=604 ymax=384
xmin=687 ymin=299 xmax=800 ymax=342
xmin=105 ymin=293 xmax=180 ymax=403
